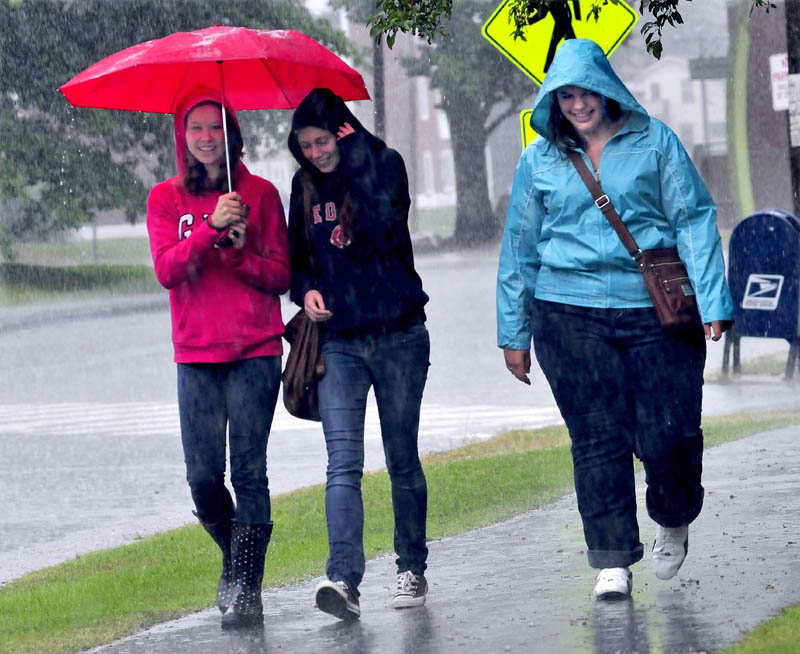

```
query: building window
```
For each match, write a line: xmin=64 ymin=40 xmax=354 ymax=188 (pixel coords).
xmin=436 ymin=110 xmax=450 ymax=140
xmin=679 ymin=122 xmax=695 ymax=149
xmin=416 ymin=78 xmax=429 ymax=121
xmin=440 ymin=149 xmax=455 ymax=192
xmin=681 ymin=79 xmax=694 ymax=103
xmin=650 ymin=83 xmax=661 ymax=100
xmin=709 ymin=121 xmax=726 ymax=141
xmin=422 ymin=150 xmax=435 ymax=195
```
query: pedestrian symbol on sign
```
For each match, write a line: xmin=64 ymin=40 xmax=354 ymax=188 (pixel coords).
xmin=741 ymin=273 xmax=784 ymax=311
xmin=528 ymin=0 xmax=580 ymax=73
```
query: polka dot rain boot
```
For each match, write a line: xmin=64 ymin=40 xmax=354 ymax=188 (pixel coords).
xmin=220 ymin=521 xmax=273 ymax=629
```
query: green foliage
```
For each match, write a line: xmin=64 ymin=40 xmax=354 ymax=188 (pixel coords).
xmin=0 ymin=0 xmax=353 ymax=258
xmin=506 ymin=0 xmax=777 ymax=60
xmin=367 ymin=0 xmax=453 ymax=48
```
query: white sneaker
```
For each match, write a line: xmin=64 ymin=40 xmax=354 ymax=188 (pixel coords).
xmin=652 ymin=524 xmax=689 ymax=580
xmin=592 ymin=567 xmax=632 ymax=600
xmin=391 ymin=570 xmax=428 ymax=608
xmin=315 ymin=578 xmax=360 ymax=620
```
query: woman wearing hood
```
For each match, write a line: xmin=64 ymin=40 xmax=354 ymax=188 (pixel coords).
xmin=146 ymin=87 xmax=290 ymax=628
xmin=287 ymin=88 xmax=430 ymax=620
xmin=497 ymin=40 xmax=733 ymax=600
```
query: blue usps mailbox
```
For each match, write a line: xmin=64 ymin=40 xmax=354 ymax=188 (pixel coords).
xmin=723 ymin=209 xmax=800 ymax=377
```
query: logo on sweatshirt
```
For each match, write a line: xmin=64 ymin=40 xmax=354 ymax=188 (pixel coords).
xmin=313 ymin=202 xmax=337 ymax=224
xmin=178 ymin=213 xmax=195 ymax=239
xmin=330 ymin=225 xmax=352 ymax=249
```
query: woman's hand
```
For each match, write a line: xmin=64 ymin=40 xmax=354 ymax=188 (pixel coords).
xmin=229 ymin=223 xmax=247 ymax=249
xmin=704 ymin=320 xmax=732 ymax=342
xmin=336 ymin=122 xmax=355 ymax=140
xmin=209 ymin=192 xmax=248 ymax=230
xmin=503 ymin=348 xmax=532 ymax=385
xmin=304 ymin=290 xmax=333 ymax=322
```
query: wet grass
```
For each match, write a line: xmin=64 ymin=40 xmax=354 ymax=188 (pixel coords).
xmin=0 ymin=261 xmax=160 ymax=305
xmin=7 ymin=237 xmax=153 ymax=267
xmin=0 ymin=238 xmax=158 ymax=306
xmin=718 ymin=605 xmax=800 ymax=654
xmin=0 ymin=409 xmax=798 ymax=654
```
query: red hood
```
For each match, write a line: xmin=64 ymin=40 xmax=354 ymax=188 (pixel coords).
xmin=174 ymin=86 xmax=243 ymax=179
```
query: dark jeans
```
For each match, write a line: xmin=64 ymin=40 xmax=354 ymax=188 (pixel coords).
xmin=177 ymin=356 xmax=281 ymax=525
xmin=531 ymin=300 xmax=706 ymax=569
xmin=318 ymin=323 xmax=430 ymax=595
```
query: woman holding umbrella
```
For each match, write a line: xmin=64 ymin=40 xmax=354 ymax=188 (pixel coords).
xmin=287 ymin=88 xmax=431 ymax=620
xmin=146 ymin=86 xmax=290 ymax=629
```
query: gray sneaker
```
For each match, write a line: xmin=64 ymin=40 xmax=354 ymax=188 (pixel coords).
xmin=391 ymin=570 xmax=428 ymax=608
xmin=315 ymin=579 xmax=360 ymax=620
xmin=652 ymin=524 xmax=689 ymax=580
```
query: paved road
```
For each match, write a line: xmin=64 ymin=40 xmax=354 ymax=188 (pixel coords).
xmin=1 ymin=247 xmax=798 ymax=586
xmin=87 ymin=425 xmax=800 ymax=654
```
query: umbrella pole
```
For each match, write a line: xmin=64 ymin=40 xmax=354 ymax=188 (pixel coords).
xmin=218 ymin=61 xmax=233 ymax=193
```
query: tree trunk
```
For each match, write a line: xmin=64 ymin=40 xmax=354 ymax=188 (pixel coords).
xmin=373 ymin=40 xmax=385 ymax=140
xmin=448 ymin=113 xmax=498 ymax=246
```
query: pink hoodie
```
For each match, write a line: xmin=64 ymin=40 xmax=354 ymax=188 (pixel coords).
xmin=146 ymin=87 xmax=290 ymax=363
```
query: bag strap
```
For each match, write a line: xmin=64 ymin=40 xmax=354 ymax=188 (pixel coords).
xmin=566 ymin=150 xmax=643 ymax=261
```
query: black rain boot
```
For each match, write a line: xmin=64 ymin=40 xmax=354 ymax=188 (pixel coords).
xmin=220 ymin=521 xmax=273 ymax=630
xmin=194 ymin=511 xmax=234 ymax=614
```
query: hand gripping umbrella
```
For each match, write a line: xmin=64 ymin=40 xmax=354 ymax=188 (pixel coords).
xmin=59 ymin=25 xmax=370 ymax=190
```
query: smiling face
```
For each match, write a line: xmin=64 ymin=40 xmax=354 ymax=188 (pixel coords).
xmin=185 ymin=103 xmax=226 ymax=169
xmin=297 ymin=126 xmax=341 ymax=173
xmin=555 ymin=85 xmax=608 ymax=140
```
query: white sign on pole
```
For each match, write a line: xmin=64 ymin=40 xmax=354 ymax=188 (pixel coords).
xmin=770 ymin=52 xmax=788 ymax=111
xmin=789 ymin=73 xmax=800 ymax=148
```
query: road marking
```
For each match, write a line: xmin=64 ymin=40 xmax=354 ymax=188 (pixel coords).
xmin=0 ymin=402 xmax=563 ymax=440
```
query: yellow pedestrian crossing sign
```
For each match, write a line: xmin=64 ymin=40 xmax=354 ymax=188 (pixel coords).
xmin=520 ymin=110 xmax=537 ymax=149
xmin=482 ymin=0 xmax=638 ymax=86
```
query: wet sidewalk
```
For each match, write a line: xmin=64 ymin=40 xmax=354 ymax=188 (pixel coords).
xmin=90 ymin=425 xmax=800 ymax=654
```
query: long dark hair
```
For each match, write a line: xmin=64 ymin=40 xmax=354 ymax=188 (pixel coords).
xmin=547 ymin=94 xmax=622 ymax=152
xmin=289 ymin=89 xmax=372 ymax=235
xmin=182 ymin=101 xmax=244 ymax=195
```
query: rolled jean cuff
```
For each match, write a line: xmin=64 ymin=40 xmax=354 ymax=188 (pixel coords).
xmin=588 ymin=543 xmax=644 ymax=570
xmin=647 ymin=488 xmax=704 ymax=529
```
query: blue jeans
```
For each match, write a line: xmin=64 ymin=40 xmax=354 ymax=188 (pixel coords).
xmin=177 ymin=356 xmax=281 ymax=525
xmin=531 ymin=300 xmax=706 ymax=569
xmin=318 ymin=323 xmax=430 ymax=595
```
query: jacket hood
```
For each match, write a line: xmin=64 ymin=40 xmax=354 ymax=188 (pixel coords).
xmin=287 ymin=87 xmax=379 ymax=174
xmin=530 ymin=39 xmax=648 ymax=137
xmin=173 ymin=86 xmax=243 ymax=179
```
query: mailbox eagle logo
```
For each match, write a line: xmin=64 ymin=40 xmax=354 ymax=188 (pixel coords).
xmin=741 ymin=274 xmax=784 ymax=311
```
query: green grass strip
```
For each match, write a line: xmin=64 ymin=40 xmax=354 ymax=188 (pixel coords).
xmin=0 ymin=410 xmax=798 ymax=654
xmin=719 ymin=605 xmax=800 ymax=654
xmin=0 ymin=262 xmax=161 ymax=305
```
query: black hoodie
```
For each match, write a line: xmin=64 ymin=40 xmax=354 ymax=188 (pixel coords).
xmin=287 ymin=88 xmax=428 ymax=336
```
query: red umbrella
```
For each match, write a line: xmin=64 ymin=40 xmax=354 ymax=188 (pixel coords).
xmin=59 ymin=25 xmax=371 ymax=191
xmin=59 ymin=25 xmax=370 ymax=113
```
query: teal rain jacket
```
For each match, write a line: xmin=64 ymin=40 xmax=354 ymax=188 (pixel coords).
xmin=496 ymin=39 xmax=733 ymax=350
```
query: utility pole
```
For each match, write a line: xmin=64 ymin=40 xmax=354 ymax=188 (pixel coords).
xmin=787 ymin=0 xmax=800 ymax=218
xmin=373 ymin=41 xmax=386 ymax=140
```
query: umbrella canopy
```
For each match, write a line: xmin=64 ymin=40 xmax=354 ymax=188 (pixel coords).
xmin=59 ymin=25 xmax=370 ymax=113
